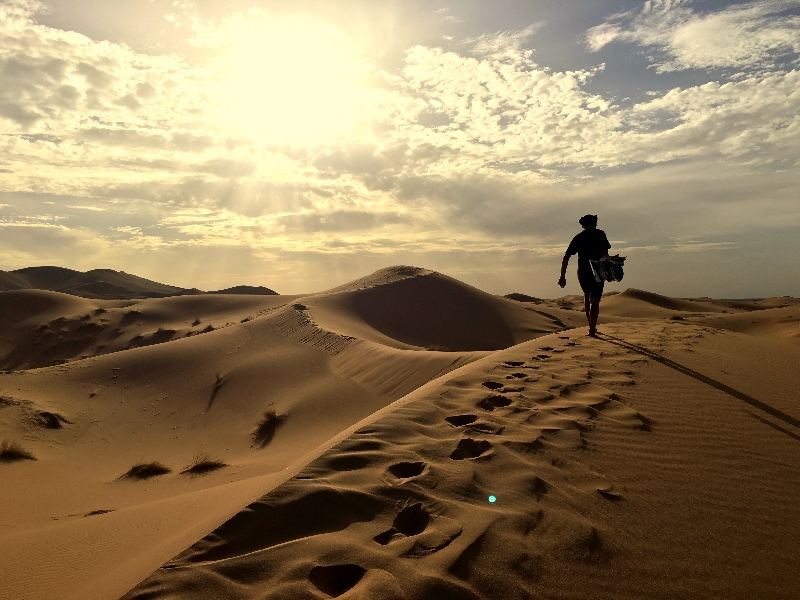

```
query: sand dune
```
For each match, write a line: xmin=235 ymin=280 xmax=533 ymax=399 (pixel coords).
xmin=308 ymin=269 xmax=570 ymax=351
xmin=0 ymin=266 xmax=197 ymax=299
xmin=1 ymin=266 xmax=798 ymax=600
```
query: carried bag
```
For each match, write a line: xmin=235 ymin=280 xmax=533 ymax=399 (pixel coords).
xmin=590 ymin=255 xmax=626 ymax=283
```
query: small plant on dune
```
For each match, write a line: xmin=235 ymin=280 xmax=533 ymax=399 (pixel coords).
xmin=0 ymin=440 xmax=36 ymax=463
xmin=181 ymin=452 xmax=227 ymax=476
xmin=252 ymin=409 xmax=287 ymax=449
xmin=120 ymin=461 xmax=172 ymax=480
xmin=426 ymin=344 xmax=451 ymax=352
xmin=192 ymin=318 xmax=201 ymax=327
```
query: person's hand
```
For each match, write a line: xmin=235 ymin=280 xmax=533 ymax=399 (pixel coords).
xmin=558 ymin=276 xmax=566 ymax=288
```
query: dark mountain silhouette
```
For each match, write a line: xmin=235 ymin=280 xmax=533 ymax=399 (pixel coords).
xmin=0 ymin=267 xmax=278 ymax=299
xmin=208 ymin=285 xmax=277 ymax=295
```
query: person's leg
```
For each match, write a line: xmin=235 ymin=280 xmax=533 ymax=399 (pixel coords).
xmin=588 ymin=298 xmax=600 ymax=336
xmin=588 ymin=279 xmax=604 ymax=337
xmin=584 ymin=294 xmax=591 ymax=324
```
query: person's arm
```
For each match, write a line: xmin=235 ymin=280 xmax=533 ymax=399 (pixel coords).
xmin=558 ymin=254 xmax=569 ymax=288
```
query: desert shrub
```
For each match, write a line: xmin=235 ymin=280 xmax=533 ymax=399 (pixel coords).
xmin=426 ymin=344 xmax=451 ymax=352
xmin=181 ymin=452 xmax=226 ymax=476
xmin=34 ymin=411 xmax=69 ymax=429
xmin=252 ymin=409 xmax=286 ymax=448
xmin=120 ymin=461 xmax=171 ymax=480
xmin=0 ymin=440 xmax=36 ymax=462
xmin=192 ymin=318 xmax=201 ymax=326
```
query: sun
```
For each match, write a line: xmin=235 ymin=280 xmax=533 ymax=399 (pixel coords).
xmin=210 ymin=14 xmax=375 ymax=143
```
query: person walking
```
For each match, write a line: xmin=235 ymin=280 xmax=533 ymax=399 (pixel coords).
xmin=558 ymin=214 xmax=611 ymax=337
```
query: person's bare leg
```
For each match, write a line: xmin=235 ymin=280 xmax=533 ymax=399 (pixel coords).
xmin=588 ymin=298 xmax=600 ymax=336
xmin=584 ymin=294 xmax=591 ymax=324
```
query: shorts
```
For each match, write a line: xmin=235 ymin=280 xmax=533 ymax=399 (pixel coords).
xmin=578 ymin=269 xmax=604 ymax=300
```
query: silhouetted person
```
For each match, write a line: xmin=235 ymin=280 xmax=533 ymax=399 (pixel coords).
xmin=558 ymin=214 xmax=611 ymax=337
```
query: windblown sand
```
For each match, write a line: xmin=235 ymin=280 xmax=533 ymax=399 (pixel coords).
xmin=1 ymin=267 xmax=798 ymax=599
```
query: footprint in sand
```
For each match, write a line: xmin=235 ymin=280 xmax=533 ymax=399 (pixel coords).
xmin=445 ymin=414 xmax=478 ymax=427
xmin=529 ymin=476 xmax=550 ymax=500
xmin=327 ymin=455 xmax=371 ymax=471
xmin=374 ymin=503 xmax=430 ymax=544
xmin=481 ymin=381 xmax=504 ymax=390
xmin=375 ymin=503 xmax=463 ymax=558
xmin=387 ymin=461 xmax=426 ymax=479
xmin=309 ymin=564 xmax=366 ymax=597
xmin=450 ymin=438 xmax=492 ymax=460
xmin=477 ymin=395 xmax=512 ymax=411
xmin=446 ymin=414 xmax=503 ymax=435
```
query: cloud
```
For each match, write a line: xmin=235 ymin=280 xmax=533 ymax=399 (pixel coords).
xmin=585 ymin=0 xmax=800 ymax=72
xmin=275 ymin=210 xmax=410 ymax=233
xmin=66 ymin=205 xmax=105 ymax=211
xmin=396 ymin=44 xmax=613 ymax=166
xmin=190 ymin=159 xmax=256 ymax=178
xmin=390 ymin=36 xmax=800 ymax=171
xmin=466 ymin=22 xmax=545 ymax=61
xmin=0 ymin=3 xmax=206 ymax=134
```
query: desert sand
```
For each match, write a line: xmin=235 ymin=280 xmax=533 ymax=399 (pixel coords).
xmin=0 ymin=266 xmax=798 ymax=600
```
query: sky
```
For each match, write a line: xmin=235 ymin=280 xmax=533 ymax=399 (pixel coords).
xmin=1 ymin=0 xmax=799 ymax=297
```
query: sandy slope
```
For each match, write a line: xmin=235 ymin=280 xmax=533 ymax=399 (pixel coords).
xmin=121 ymin=322 xmax=800 ymax=600
xmin=1 ymin=267 xmax=799 ymax=600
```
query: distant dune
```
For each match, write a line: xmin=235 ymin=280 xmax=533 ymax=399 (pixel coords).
xmin=207 ymin=285 xmax=278 ymax=295
xmin=0 ymin=266 xmax=278 ymax=300
xmin=0 ymin=266 xmax=798 ymax=600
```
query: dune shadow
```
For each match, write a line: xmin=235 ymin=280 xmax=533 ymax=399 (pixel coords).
xmin=598 ymin=333 xmax=800 ymax=438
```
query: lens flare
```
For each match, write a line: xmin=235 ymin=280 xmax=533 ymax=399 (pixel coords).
xmin=488 ymin=495 xmax=497 ymax=503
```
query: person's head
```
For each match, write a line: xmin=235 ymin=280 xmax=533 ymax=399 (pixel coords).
xmin=579 ymin=214 xmax=598 ymax=229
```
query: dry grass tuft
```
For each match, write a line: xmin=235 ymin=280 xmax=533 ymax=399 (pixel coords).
xmin=85 ymin=509 xmax=115 ymax=517
xmin=0 ymin=440 xmax=36 ymax=463
xmin=426 ymin=344 xmax=451 ymax=352
xmin=120 ymin=461 xmax=172 ymax=480
xmin=252 ymin=409 xmax=287 ymax=449
xmin=181 ymin=452 xmax=227 ymax=476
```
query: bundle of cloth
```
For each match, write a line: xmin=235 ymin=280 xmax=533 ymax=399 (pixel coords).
xmin=590 ymin=254 xmax=626 ymax=283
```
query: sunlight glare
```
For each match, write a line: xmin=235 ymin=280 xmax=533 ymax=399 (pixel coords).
xmin=212 ymin=15 xmax=373 ymax=142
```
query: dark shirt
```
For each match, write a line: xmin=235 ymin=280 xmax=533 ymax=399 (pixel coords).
xmin=566 ymin=228 xmax=611 ymax=274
